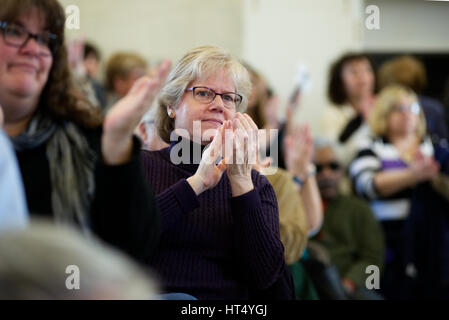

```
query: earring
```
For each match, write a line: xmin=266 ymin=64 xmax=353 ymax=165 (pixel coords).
xmin=168 ymin=110 xmax=175 ymax=119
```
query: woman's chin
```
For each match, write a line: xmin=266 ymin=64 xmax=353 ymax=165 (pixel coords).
xmin=201 ymin=127 xmax=218 ymax=144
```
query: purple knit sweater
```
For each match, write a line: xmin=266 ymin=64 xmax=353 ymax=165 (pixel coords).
xmin=141 ymin=139 xmax=290 ymax=300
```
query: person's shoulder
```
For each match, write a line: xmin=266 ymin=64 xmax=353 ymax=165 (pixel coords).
xmin=141 ymin=147 xmax=170 ymax=163
xmin=0 ymin=130 xmax=15 ymax=165
xmin=263 ymin=167 xmax=290 ymax=185
xmin=323 ymin=103 xmax=354 ymax=117
xmin=420 ymin=95 xmax=445 ymax=113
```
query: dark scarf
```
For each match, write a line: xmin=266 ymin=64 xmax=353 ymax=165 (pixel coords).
xmin=12 ymin=112 xmax=96 ymax=235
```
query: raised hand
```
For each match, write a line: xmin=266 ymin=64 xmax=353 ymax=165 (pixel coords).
xmin=284 ymin=124 xmax=314 ymax=179
xmin=101 ymin=59 xmax=171 ymax=165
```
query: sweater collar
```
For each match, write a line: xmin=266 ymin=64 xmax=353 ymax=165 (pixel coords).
xmin=167 ymin=134 xmax=210 ymax=173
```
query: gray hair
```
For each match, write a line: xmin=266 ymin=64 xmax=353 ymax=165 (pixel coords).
xmin=156 ymin=45 xmax=252 ymax=143
xmin=0 ymin=219 xmax=158 ymax=299
xmin=313 ymin=137 xmax=340 ymax=158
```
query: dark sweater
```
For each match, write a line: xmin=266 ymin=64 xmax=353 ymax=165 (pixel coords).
xmin=142 ymin=139 xmax=294 ymax=300
xmin=15 ymin=125 xmax=160 ymax=265
xmin=312 ymin=195 xmax=384 ymax=288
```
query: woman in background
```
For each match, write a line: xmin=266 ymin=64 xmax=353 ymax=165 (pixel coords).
xmin=349 ymin=85 xmax=443 ymax=299
xmin=0 ymin=0 xmax=169 ymax=264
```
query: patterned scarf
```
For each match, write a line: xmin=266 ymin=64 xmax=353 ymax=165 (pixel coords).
xmin=12 ymin=112 xmax=96 ymax=235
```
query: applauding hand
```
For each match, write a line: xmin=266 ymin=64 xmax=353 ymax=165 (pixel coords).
xmin=224 ymin=113 xmax=257 ymax=197
xmin=187 ymin=122 xmax=229 ymax=195
xmin=284 ymin=124 xmax=314 ymax=180
xmin=101 ymin=59 xmax=171 ymax=165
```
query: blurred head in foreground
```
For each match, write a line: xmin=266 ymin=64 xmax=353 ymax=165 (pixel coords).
xmin=0 ymin=219 xmax=158 ymax=299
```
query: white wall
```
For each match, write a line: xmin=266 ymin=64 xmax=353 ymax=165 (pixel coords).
xmin=57 ymin=0 xmax=449 ymax=134
xmin=59 ymin=0 xmax=243 ymax=69
xmin=242 ymin=0 xmax=364 ymax=134
xmin=364 ymin=0 xmax=449 ymax=52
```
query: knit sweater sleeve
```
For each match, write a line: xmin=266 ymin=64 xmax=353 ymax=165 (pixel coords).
xmin=230 ymin=171 xmax=294 ymax=299
xmin=155 ymin=179 xmax=200 ymax=233
xmin=90 ymin=136 xmax=160 ymax=265
xmin=141 ymin=149 xmax=200 ymax=233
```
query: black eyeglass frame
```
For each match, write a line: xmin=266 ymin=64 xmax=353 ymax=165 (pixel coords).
xmin=315 ymin=161 xmax=341 ymax=173
xmin=0 ymin=21 xmax=60 ymax=56
xmin=185 ymin=86 xmax=243 ymax=109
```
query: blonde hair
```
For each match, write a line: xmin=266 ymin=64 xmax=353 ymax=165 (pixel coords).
xmin=105 ymin=52 xmax=148 ymax=90
xmin=156 ymin=45 xmax=251 ymax=143
xmin=369 ymin=85 xmax=426 ymax=139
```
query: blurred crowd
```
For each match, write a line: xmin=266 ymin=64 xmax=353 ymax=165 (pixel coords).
xmin=1 ymin=0 xmax=449 ymax=300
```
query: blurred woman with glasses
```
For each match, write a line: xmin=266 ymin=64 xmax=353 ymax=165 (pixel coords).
xmin=0 ymin=0 xmax=170 ymax=264
xmin=142 ymin=45 xmax=294 ymax=300
xmin=349 ymin=85 xmax=449 ymax=299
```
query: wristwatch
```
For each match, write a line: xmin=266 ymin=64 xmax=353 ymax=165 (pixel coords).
xmin=292 ymin=164 xmax=316 ymax=187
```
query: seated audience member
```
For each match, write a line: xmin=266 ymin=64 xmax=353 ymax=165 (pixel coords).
xmin=321 ymin=53 xmax=377 ymax=166
xmin=67 ymin=38 xmax=103 ymax=108
xmin=283 ymin=125 xmax=323 ymax=235
xmin=311 ymin=138 xmax=384 ymax=300
xmin=0 ymin=106 xmax=28 ymax=231
xmin=262 ymin=167 xmax=320 ymax=300
xmin=142 ymin=45 xmax=294 ymax=300
xmin=135 ymin=107 xmax=169 ymax=151
xmin=243 ymin=64 xmax=322 ymax=300
xmin=105 ymin=51 xmax=149 ymax=110
xmin=83 ymin=42 xmax=106 ymax=108
xmin=349 ymin=85 xmax=442 ymax=299
xmin=401 ymin=155 xmax=449 ymax=299
xmin=255 ymin=164 xmax=309 ymax=261
xmin=0 ymin=0 xmax=169 ymax=264
xmin=0 ymin=220 xmax=158 ymax=299
xmin=244 ymin=63 xmax=322 ymax=236
xmin=378 ymin=55 xmax=449 ymax=142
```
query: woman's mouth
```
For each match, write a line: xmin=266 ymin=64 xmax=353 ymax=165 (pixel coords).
xmin=202 ymin=119 xmax=223 ymax=125
xmin=8 ymin=63 xmax=38 ymax=73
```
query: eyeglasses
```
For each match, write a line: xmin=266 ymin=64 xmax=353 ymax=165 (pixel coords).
xmin=315 ymin=161 xmax=340 ymax=173
xmin=185 ymin=86 xmax=243 ymax=109
xmin=391 ymin=102 xmax=421 ymax=115
xmin=0 ymin=21 xmax=60 ymax=57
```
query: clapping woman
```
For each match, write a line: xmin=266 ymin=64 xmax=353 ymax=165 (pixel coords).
xmin=142 ymin=46 xmax=294 ymax=300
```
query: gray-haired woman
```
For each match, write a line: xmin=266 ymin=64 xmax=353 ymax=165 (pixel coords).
xmin=142 ymin=46 xmax=294 ymax=300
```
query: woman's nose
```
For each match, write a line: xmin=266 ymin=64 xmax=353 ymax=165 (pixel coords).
xmin=210 ymin=95 xmax=225 ymax=110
